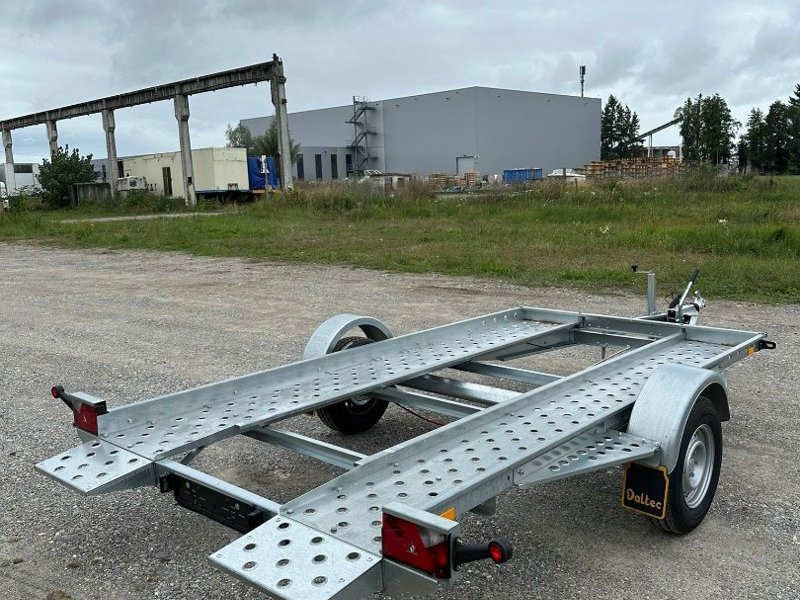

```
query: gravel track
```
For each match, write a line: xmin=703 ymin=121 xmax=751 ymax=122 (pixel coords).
xmin=1 ymin=243 xmax=797 ymax=600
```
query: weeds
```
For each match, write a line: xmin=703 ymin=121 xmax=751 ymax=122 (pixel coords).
xmin=1 ymin=171 xmax=798 ymax=303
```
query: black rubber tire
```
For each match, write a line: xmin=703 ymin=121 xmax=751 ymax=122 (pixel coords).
xmin=653 ymin=396 xmax=723 ymax=534
xmin=316 ymin=336 xmax=388 ymax=434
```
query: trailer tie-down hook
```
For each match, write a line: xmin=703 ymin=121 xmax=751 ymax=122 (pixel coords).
xmin=452 ymin=537 xmax=513 ymax=569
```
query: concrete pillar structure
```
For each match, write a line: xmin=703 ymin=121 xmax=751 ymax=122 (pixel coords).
xmin=270 ymin=56 xmax=293 ymax=190
xmin=2 ymin=129 xmax=16 ymax=197
xmin=46 ymin=120 xmax=59 ymax=158
xmin=173 ymin=93 xmax=196 ymax=207
xmin=101 ymin=109 xmax=118 ymax=193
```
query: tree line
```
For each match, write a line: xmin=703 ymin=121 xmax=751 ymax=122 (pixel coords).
xmin=600 ymin=83 xmax=800 ymax=174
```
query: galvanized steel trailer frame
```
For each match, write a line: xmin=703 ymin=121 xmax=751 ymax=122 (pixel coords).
xmin=36 ymin=304 xmax=769 ymax=600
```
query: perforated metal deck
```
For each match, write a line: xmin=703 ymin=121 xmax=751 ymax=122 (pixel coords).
xmin=35 ymin=439 xmax=154 ymax=495
xmin=95 ymin=310 xmax=577 ymax=460
xmin=211 ymin=515 xmax=381 ymax=600
xmin=514 ymin=428 xmax=660 ymax=487
xmin=278 ymin=335 xmax=735 ymax=553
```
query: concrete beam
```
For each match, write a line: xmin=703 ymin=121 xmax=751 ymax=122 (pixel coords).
xmin=101 ymin=110 xmax=118 ymax=193
xmin=174 ymin=94 xmax=196 ymax=208
xmin=270 ymin=56 xmax=293 ymax=190
xmin=0 ymin=61 xmax=280 ymax=131
xmin=46 ymin=120 xmax=58 ymax=158
xmin=2 ymin=129 xmax=16 ymax=196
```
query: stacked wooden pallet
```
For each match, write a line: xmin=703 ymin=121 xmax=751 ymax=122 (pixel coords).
xmin=463 ymin=170 xmax=481 ymax=187
xmin=582 ymin=157 xmax=687 ymax=179
xmin=428 ymin=170 xmax=482 ymax=189
xmin=429 ymin=173 xmax=450 ymax=188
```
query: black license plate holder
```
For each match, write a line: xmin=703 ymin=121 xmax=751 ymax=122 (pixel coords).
xmin=163 ymin=475 xmax=266 ymax=533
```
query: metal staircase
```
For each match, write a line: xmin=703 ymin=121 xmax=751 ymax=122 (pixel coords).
xmin=346 ymin=96 xmax=375 ymax=175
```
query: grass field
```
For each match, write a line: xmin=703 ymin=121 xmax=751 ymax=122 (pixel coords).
xmin=2 ymin=172 xmax=798 ymax=303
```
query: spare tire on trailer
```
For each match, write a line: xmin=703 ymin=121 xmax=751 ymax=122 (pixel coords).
xmin=315 ymin=336 xmax=388 ymax=434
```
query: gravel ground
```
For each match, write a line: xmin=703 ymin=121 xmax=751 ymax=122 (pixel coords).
xmin=1 ymin=243 xmax=797 ymax=600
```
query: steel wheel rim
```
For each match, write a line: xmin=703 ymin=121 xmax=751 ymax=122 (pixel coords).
xmin=683 ymin=424 xmax=714 ymax=508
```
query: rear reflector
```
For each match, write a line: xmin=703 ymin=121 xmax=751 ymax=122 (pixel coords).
xmin=51 ymin=386 xmax=107 ymax=436
xmin=382 ymin=512 xmax=452 ymax=578
xmin=73 ymin=402 xmax=101 ymax=435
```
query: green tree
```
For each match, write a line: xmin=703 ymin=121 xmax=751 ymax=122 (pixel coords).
xmin=741 ymin=108 xmax=768 ymax=173
xmin=253 ymin=119 xmax=301 ymax=163
xmin=736 ymin=137 xmax=748 ymax=174
xmin=38 ymin=145 xmax=97 ymax=208
xmin=675 ymin=95 xmax=702 ymax=161
xmin=676 ymin=94 xmax=738 ymax=163
xmin=224 ymin=123 xmax=255 ymax=151
xmin=787 ymin=83 xmax=800 ymax=174
xmin=601 ymin=95 xmax=643 ymax=160
xmin=764 ymin=100 xmax=791 ymax=173
xmin=224 ymin=121 xmax=300 ymax=163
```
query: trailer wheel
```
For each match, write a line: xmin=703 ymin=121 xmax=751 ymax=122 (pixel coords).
xmin=316 ymin=336 xmax=388 ymax=435
xmin=653 ymin=396 xmax=722 ymax=534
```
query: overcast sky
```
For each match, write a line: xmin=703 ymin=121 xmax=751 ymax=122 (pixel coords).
xmin=1 ymin=0 xmax=798 ymax=162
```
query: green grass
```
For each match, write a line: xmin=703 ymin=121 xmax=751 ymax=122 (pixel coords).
xmin=2 ymin=173 xmax=799 ymax=303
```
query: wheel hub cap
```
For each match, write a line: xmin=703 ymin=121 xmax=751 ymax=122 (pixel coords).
xmin=682 ymin=424 xmax=715 ymax=508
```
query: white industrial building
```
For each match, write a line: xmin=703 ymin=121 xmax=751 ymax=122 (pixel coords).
xmin=240 ymin=86 xmax=601 ymax=181
xmin=0 ymin=162 xmax=41 ymax=191
xmin=92 ymin=147 xmax=249 ymax=197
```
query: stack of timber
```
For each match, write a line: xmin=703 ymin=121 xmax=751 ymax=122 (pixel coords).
xmin=582 ymin=157 xmax=687 ymax=179
xmin=429 ymin=171 xmax=482 ymax=189
xmin=429 ymin=173 xmax=450 ymax=188
xmin=463 ymin=170 xmax=481 ymax=187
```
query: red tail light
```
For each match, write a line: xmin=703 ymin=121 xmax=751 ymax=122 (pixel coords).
xmin=488 ymin=540 xmax=512 ymax=564
xmin=382 ymin=512 xmax=452 ymax=578
xmin=452 ymin=537 xmax=514 ymax=568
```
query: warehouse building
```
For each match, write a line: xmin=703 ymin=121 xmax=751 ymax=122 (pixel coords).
xmin=240 ymin=86 xmax=601 ymax=181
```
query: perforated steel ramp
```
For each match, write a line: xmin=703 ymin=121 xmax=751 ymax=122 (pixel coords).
xmin=278 ymin=334 xmax=733 ymax=553
xmin=211 ymin=515 xmax=381 ymax=600
xmin=95 ymin=310 xmax=577 ymax=460
xmin=514 ymin=429 xmax=660 ymax=487
xmin=35 ymin=439 xmax=154 ymax=495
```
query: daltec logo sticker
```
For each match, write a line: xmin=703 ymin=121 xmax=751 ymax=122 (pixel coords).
xmin=621 ymin=463 xmax=669 ymax=520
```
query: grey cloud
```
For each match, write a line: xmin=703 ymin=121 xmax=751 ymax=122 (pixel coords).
xmin=3 ymin=0 xmax=799 ymax=159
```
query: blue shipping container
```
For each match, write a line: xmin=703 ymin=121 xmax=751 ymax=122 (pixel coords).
xmin=503 ymin=168 xmax=543 ymax=184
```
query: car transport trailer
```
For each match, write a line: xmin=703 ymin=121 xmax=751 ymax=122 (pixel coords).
xmin=36 ymin=272 xmax=774 ymax=600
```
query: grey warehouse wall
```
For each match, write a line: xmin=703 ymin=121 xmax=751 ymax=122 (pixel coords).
xmin=474 ymin=87 xmax=601 ymax=175
xmin=241 ymin=105 xmax=354 ymax=148
xmin=381 ymin=88 xmax=478 ymax=175
xmin=240 ymin=86 xmax=601 ymax=179
xmin=294 ymin=146 xmax=350 ymax=181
